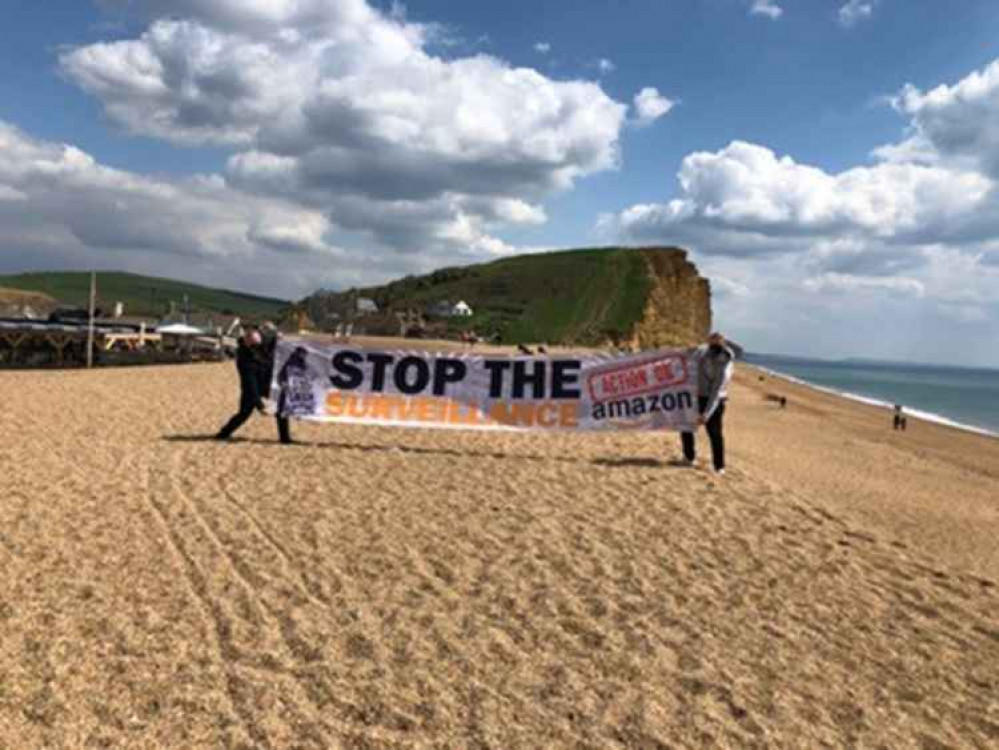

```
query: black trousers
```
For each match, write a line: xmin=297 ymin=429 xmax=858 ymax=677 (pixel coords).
xmin=680 ymin=397 xmax=726 ymax=470
xmin=219 ymin=393 xmax=291 ymax=442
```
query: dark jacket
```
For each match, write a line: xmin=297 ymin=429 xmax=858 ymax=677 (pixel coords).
xmin=236 ymin=340 xmax=263 ymax=407
xmin=257 ymin=328 xmax=278 ymax=398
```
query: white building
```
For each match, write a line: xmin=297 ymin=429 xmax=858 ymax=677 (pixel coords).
xmin=356 ymin=298 xmax=379 ymax=315
xmin=452 ymin=300 xmax=473 ymax=317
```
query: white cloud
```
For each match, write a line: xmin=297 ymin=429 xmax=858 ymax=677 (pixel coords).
xmin=534 ymin=42 xmax=551 ymax=54
xmin=750 ymin=1 xmax=783 ymax=20
xmin=693 ymin=248 xmax=999 ymax=365
xmin=711 ymin=276 xmax=751 ymax=298
xmin=0 ymin=120 xmax=346 ymax=297
xmin=0 ymin=184 xmax=27 ymax=201
xmin=602 ymin=55 xmax=999 ymax=363
xmin=611 ymin=140 xmax=990 ymax=241
xmin=803 ymin=272 xmax=925 ymax=298
xmin=597 ymin=58 xmax=616 ymax=74
xmin=938 ymin=303 xmax=989 ymax=324
xmin=632 ymin=88 xmax=676 ymax=127
xmin=885 ymin=58 xmax=999 ymax=178
xmin=54 ymin=0 xmax=631 ymax=292
xmin=63 ymin=5 xmax=626 ymax=191
xmin=839 ymin=0 xmax=874 ymax=27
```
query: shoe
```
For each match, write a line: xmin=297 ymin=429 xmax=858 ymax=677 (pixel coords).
xmin=715 ymin=468 xmax=726 ymax=475
xmin=215 ymin=433 xmax=231 ymax=441
xmin=680 ymin=457 xmax=695 ymax=467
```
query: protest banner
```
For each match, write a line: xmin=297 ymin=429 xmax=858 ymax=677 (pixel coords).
xmin=272 ymin=341 xmax=699 ymax=432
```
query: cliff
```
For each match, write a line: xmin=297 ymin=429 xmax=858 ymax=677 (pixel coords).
xmin=301 ymin=246 xmax=712 ymax=349
xmin=631 ymin=248 xmax=712 ymax=349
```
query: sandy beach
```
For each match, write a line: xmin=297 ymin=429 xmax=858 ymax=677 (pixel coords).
xmin=1 ymin=354 xmax=996 ymax=749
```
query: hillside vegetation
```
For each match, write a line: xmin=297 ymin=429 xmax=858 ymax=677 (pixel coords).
xmin=0 ymin=271 xmax=288 ymax=319
xmin=0 ymin=287 xmax=60 ymax=314
xmin=4 ymin=248 xmax=710 ymax=348
xmin=305 ymin=247 xmax=710 ymax=347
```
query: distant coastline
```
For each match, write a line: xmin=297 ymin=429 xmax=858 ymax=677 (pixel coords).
xmin=745 ymin=355 xmax=999 ymax=440
xmin=748 ymin=352 xmax=999 ymax=377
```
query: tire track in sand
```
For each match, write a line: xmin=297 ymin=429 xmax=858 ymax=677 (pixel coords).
xmin=141 ymin=441 xmax=438 ymax=748
xmin=164 ymin=445 xmax=426 ymax=747
xmin=215 ymin=476 xmax=335 ymax=611
xmin=139 ymin=447 xmax=280 ymax=750
xmin=183 ymin=454 xmax=443 ymax=747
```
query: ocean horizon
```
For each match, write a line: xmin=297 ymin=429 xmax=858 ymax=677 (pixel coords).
xmin=745 ymin=353 xmax=999 ymax=438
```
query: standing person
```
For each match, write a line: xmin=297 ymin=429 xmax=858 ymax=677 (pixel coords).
xmin=216 ymin=327 xmax=266 ymax=441
xmin=893 ymin=404 xmax=904 ymax=431
xmin=679 ymin=332 xmax=735 ymax=474
xmin=216 ymin=325 xmax=292 ymax=443
xmin=258 ymin=322 xmax=293 ymax=444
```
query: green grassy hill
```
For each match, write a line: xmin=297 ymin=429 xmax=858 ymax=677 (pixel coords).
xmin=0 ymin=271 xmax=288 ymax=319
xmin=4 ymin=248 xmax=709 ymax=346
xmin=305 ymin=247 xmax=706 ymax=346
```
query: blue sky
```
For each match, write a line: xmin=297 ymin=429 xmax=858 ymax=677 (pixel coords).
xmin=2 ymin=0 xmax=999 ymax=365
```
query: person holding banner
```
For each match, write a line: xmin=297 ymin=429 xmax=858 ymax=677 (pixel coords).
xmin=216 ymin=326 xmax=292 ymax=444
xmin=259 ymin=322 xmax=293 ymax=444
xmin=680 ymin=332 xmax=735 ymax=474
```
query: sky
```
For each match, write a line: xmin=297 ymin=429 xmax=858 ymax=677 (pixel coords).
xmin=1 ymin=0 xmax=999 ymax=366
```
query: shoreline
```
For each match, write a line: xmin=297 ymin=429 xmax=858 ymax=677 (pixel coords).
xmin=745 ymin=361 xmax=999 ymax=440
xmin=730 ymin=364 xmax=999 ymax=580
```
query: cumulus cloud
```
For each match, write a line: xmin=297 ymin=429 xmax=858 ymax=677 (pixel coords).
xmin=750 ymin=1 xmax=783 ymax=20
xmin=632 ymin=88 xmax=676 ymax=127
xmin=0 ymin=120 xmax=347 ymax=296
xmin=534 ymin=42 xmax=551 ymax=54
xmin=597 ymin=58 xmax=616 ymax=74
xmin=606 ymin=58 xmax=999 ymax=258
xmin=884 ymin=59 xmax=999 ymax=178
xmin=610 ymin=140 xmax=990 ymax=242
xmin=63 ymin=3 xmax=626 ymax=187
xmin=58 ymin=0 xmax=629 ymax=291
xmin=803 ymin=273 xmax=925 ymax=298
xmin=839 ymin=1 xmax=874 ymax=27
xmin=602 ymin=55 xmax=999 ymax=361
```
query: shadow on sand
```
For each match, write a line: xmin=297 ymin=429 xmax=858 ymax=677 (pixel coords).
xmin=591 ymin=457 xmax=667 ymax=469
xmin=162 ymin=434 xmax=684 ymax=469
xmin=163 ymin=434 xmax=291 ymax=446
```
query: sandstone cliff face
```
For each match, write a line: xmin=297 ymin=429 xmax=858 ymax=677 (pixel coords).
xmin=630 ymin=247 xmax=711 ymax=349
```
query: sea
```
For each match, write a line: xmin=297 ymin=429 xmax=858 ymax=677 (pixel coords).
xmin=744 ymin=354 xmax=999 ymax=438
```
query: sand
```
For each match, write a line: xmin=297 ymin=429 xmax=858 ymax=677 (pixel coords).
xmin=1 ymin=354 xmax=996 ymax=749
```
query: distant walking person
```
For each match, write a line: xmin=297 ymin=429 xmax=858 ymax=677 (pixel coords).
xmin=893 ymin=404 xmax=907 ymax=432
xmin=680 ymin=332 xmax=735 ymax=474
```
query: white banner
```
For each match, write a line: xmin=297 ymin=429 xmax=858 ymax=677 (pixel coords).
xmin=272 ymin=341 xmax=699 ymax=432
